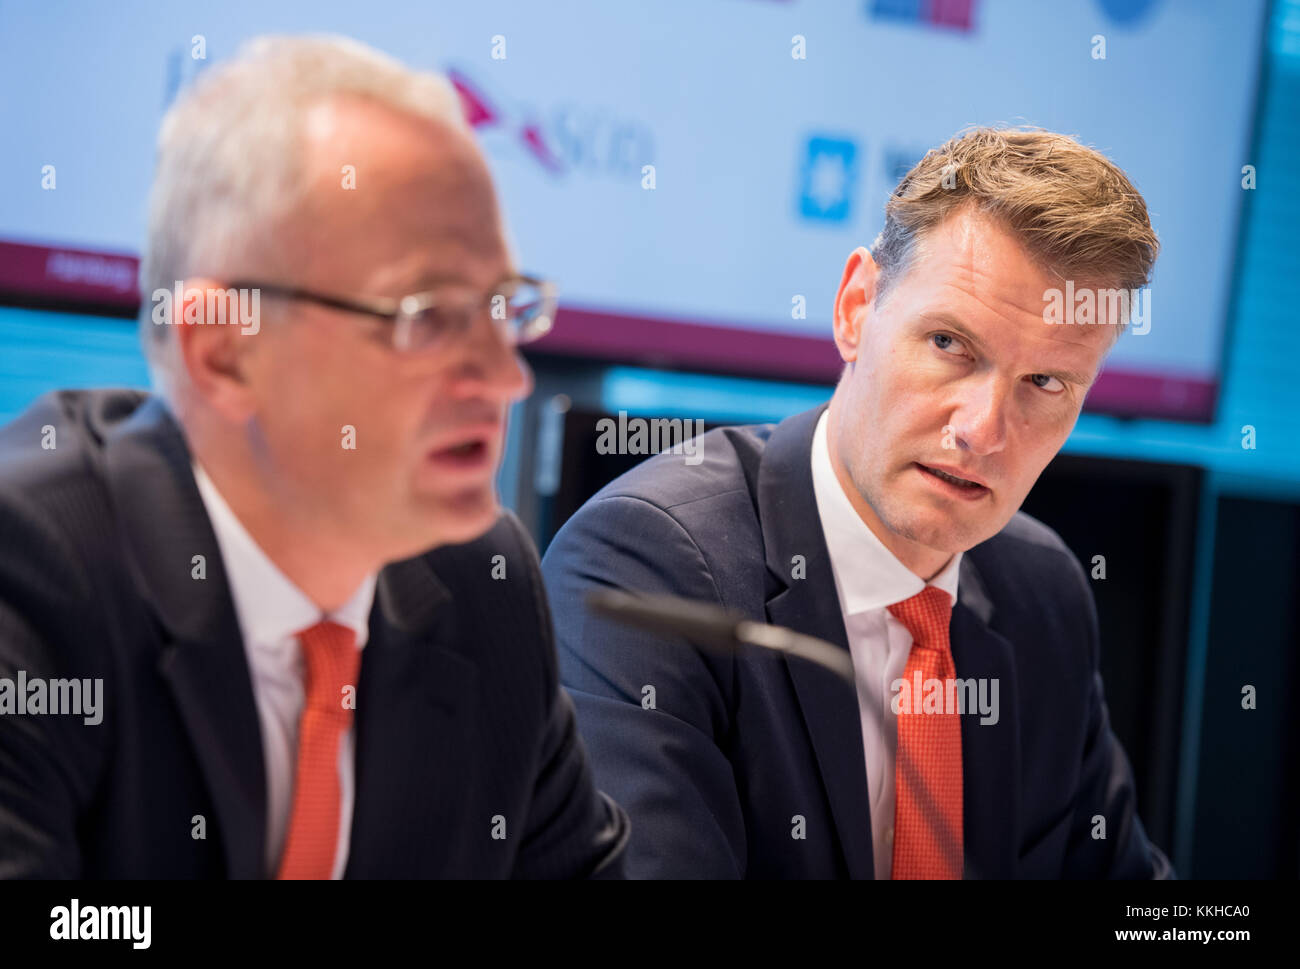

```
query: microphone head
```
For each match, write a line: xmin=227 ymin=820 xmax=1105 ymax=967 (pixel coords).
xmin=583 ymin=588 xmax=855 ymax=683
xmin=584 ymin=588 xmax=744 ymax=652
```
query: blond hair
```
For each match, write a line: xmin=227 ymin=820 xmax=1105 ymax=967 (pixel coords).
xmin=871 ymin=125 xmax=1159 ymax=336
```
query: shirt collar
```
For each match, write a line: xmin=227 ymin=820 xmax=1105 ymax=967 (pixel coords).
xmin=191 ymin=461 xmax=377 ymax=650
xmin=810 ymin=409 xmax=961 ymax=616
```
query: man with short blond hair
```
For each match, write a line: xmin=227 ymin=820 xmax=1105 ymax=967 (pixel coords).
xmin=545 ymin=126 xmax=1172 ymax=879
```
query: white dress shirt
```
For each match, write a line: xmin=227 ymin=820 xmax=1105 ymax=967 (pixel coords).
xmin=192 ymin=462 xmax=377 ymax=879
xmin=809 ymin=411 xmax=962 ymax=880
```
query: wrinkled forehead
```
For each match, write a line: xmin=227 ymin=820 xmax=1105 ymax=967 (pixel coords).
xmin=893 ymin=210 xmax=1079 ymax=317
xmin=889 ymin=209 xmax=1119 ymax=364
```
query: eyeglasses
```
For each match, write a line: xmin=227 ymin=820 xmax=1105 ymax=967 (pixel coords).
xmin=225 ymin=274 xmax=557 ymax=353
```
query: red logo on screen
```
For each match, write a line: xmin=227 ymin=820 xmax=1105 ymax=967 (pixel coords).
xmin=449 ymin=70 xmax=564 ymax=174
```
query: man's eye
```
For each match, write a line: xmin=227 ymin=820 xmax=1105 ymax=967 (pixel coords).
xmin=931 ymin=333 xmax=965 ymax=354
xmin=416 ymin=305 xmax=463 ymax=331
xmin=1029 ymin=374 xmax=1066 ymax=393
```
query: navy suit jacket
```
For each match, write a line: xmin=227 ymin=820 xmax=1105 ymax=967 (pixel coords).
xmin=543 ymin=404 xmax=1172 ymax=878
xmin=0 ymin=389 xmax=628 ymax=878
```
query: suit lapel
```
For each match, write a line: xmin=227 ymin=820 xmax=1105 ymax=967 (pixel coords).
xmin=103 ymin=397 xmax=267 ymax=879
xmin=758 ymin=404 xmax=875 ymax=879
xmin=950 ymin=556 xmax=1020 ymax=879
xmin=344 ymin=553 xmax=479 ymax=877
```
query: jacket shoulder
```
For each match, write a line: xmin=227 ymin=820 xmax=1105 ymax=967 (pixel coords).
xmin=544 ymin=422 xmax=781 ymax=616
xmin=0 ymin=390 xmax=148 ymax=603
xmin=974 ymin=509 xmax=1083 ymax=579
xmin=0 ymin=388 xmax=148 ymax=496
xmin=591 ymin=421 xmax=774 ymax=514
xmin=966 ymin=509 xmax=1097 ymax=666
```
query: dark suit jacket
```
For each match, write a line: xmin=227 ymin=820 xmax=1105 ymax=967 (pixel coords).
xmin=0 ymin=389 xmax=627 ymax=878
xmin=543 ymin=404 xmax=1173 ymax=879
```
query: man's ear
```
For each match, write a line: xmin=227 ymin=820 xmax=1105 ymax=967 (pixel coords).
xmin=832 ymin=246 xmax=878 ymax=364
xmin=172 ymin=277 xmax=261 ymax=423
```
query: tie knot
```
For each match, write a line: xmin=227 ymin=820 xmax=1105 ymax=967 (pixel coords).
xmin=886 ymin=586 xmax=952 ymax=651
xmin=295 ymin=620 xmax=360 ymax=716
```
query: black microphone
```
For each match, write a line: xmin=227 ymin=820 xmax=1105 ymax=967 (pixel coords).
xmin=584 ymin=588 xmax=855 ymax=683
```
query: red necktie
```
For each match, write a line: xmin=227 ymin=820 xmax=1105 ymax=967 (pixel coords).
xmin=276 ymin=620 xmax=360 ymax=880
xmin=888 ymin=586 xmax=963 ymax=879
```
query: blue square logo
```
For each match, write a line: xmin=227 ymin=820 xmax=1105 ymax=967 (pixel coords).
xmin=798 ymin=136 xmax=858 ymax=223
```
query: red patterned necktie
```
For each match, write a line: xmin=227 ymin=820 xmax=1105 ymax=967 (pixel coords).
xmin=276 ymin=620 xmax=360 ymax=880
xmin=887 ymin=586 xmax=963 ymax=879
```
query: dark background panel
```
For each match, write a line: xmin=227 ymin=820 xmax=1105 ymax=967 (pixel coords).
xmin=1191 ymin=496 xmax=1300 ymax=878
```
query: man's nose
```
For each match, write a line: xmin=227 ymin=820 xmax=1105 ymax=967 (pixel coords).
xmin=449 ymin=313 xmax=534 ymax=402
xmin=949 ymin=373 xmax=1010 ymax=456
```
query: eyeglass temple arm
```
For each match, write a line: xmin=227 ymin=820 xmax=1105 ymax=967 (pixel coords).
xmin=224 ymin=281 xmax=399 ymax=320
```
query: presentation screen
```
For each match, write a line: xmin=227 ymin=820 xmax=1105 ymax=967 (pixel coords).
xmin=0 ymin=0 xmax=1267 ymax=421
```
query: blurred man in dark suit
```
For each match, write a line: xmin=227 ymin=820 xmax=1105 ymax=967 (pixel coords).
xmin=544 ymin=127 xmax=1172 ymax=879
xmin=0 ymin=35 xmax=626 ymax=878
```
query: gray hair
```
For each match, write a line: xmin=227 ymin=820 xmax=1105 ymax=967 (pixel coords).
xmin=139 ymin=34 xmax=467 ymax=394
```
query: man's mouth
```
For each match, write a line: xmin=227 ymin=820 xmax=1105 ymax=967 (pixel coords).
xmin=915 ymin=462 xmax=991 ymax=497
xmin=427 ymin=429 xmax=498 ymax=473
xmin=444 ymin=441 xmax=485 ymax=458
